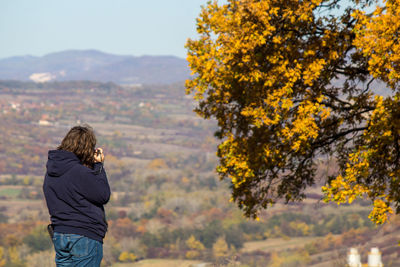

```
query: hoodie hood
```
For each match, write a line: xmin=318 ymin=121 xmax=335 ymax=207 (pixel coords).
xmin=46 ymin=150 xmax=81 ymax=177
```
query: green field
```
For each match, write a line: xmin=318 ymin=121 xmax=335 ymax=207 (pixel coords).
xmin=0 ymin=187 xmax=21 ymax=198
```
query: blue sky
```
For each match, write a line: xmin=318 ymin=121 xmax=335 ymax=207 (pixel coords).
xmin=0 ymin=0 xmax=213 ymax=59
xmin=0 ymin=0 xmax=371 ymax=60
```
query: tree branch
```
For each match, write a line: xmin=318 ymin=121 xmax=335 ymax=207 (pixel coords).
xmin=313 ymin=126 xmax=368 ymax=149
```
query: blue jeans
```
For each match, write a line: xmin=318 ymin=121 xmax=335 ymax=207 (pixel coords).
xmin=53 ymin=232 xmax=103 ymax=267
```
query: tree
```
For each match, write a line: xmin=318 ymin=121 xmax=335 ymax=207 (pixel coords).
xmin=269 ymin=252 xmax=285 ymax=267
xmin=7 ymin=246 xmax=24 ymax=267
xmin=118 ymin=251 xmax=137 ymax=262
xmin=23 ymin=226 xmax=52 ymax=253
xmin=186 ymin=0 xmax=400 ymax=224
xmin=185 ymin=235 xmax=205 ymax=259
xmin=186 ymin=235 xmax=206 ymax=251
xmin=25 ymin=250 xmax=55 ymax=267
xmin=147 ymin=158 xmax=168 ymax=170
xmin=0 ymin=247 xmax=5 ymax=267
xmin=212 ymin=236 xmax=229 ymax=258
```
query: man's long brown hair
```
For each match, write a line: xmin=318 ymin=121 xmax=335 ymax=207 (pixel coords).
xmin=58 ymin=125 xmax=97 ymax=167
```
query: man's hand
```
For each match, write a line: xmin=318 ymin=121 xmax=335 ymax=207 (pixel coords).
xmin=94 ymin=148 xmax=105 ymax=163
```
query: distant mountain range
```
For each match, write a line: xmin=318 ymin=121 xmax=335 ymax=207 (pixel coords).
xmin=0 ymin=50 xmax=190 ymax=84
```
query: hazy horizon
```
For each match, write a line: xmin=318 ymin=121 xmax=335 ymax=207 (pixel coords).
xmin=0 ymin=48 xmax=188 ymax=60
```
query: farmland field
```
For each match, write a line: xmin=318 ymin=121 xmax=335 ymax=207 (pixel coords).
xmin=0 ymin=81 xmax=399 ymax=266
xmin=240 ymin=236 xmax=322 ymax=253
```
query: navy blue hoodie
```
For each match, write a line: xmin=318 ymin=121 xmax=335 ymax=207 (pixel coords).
xmin=43 ymin=150 xmax=111 ymax=243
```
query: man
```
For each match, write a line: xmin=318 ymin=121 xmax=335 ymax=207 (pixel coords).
xmin=43 ymin=125 xmax=111 ymax=266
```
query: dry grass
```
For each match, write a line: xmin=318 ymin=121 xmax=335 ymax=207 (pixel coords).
xmin=240 ymin=236 xmax=321 ymax=253
xmin=112 ymin=259 xmax=202 ymax=267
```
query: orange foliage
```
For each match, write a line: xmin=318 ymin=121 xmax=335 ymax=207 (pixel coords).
xmin=109 ymin=218 xmax=138 ymax=239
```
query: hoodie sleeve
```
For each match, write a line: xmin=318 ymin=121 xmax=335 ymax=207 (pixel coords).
xmin=75 ymin=163 xmax=111 ymax=205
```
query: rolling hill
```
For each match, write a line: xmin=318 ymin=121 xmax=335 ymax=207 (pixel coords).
xmin=0 ymin=50 xmax=190 ymax=84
